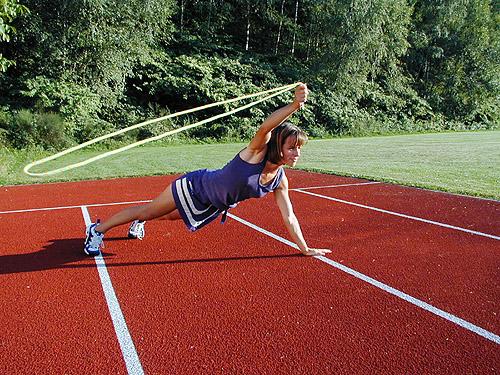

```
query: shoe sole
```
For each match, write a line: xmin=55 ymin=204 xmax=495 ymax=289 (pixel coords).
xmin=83 ymin=247 xmax=100 ymax=256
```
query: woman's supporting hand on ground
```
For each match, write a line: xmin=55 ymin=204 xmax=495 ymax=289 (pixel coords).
xmin=301 ymin=247 xmax=332 ymax=256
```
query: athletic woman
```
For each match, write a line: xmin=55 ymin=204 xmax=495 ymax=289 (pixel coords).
xmin=84 ymin=83 xmax=331 ymax=257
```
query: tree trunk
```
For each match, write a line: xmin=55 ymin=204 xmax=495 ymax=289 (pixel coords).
xmin=275 ymin=0 xmax=286 ymax=55
xmin=180 ymin=0 xmax=185 ymax=32
xmin=291 ymin=0 xmax=299 ymax=55
xmin=245 ymin=2 xmax=251 ymax=51
xmin=207 ymin=0 xmax=213 ymax=34
xmin=306 ymin=22 xmax=312 ymax=61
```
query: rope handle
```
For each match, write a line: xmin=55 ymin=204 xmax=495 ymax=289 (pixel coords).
xmin=24 ymin=83 xmax=300 ymax=176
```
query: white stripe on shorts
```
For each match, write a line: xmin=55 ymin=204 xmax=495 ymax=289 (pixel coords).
xmin=181 ymin=178 xmax=211 ymax=215
xmin=176 ymin=178 xmax=219 ymax=229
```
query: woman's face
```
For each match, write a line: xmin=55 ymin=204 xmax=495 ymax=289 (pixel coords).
xmin=280 ymin=135 xmax=302 ymax=167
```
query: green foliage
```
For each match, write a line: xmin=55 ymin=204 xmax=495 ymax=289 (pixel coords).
xmin=311 ymin=0 xmax=413 ymax=94
xmin=0 ymin=0 xmax=29 ymax=71
xmin=9 ymin=109 xmax=35 ymax=148
xmin=406 ymin=0 xmax=499 ymax=125
xmin=33 ymin=112 xmax=70 ymax=149
xmin=0 ymin=106 xmax=12 ymax=144
xmin=0 ymin=0 xmax=498 ymax=150
xmin=127 ymin=53 xmax=287 ymax=141
xmin=19 ymin=76 xmax=110 ymax=142
xmin=5 ymin=109 xmax=69 ymax=149
xmin=10 ymin=0 xmax=175 ymax=87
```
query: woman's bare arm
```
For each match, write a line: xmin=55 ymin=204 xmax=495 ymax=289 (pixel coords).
xmin=274 ymin=176 xmax=331 ymax=256
xmin=240 ymin=83 xmax=308 ymax=162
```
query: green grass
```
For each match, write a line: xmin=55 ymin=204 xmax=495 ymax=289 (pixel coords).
xmin=300 ymin=131 xmax=500 ymax=199
xmin=1 ymin=131 xmax=499 ymax=199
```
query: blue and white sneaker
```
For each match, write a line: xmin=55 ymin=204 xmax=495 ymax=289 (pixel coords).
xmin=84 ymin=220 xmax=104 ymax=256
xmin=128 ymin=220 xmax=145 ymax=240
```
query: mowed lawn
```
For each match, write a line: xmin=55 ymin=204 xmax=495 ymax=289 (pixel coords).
xmin=1 ymin=130 xmax=499 ymax=199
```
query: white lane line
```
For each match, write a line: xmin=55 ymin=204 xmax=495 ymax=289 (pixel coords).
xmin=0 ymin=200 xmax=151 ymax=215
xmin=81 ymin=206 xmax=144 ymax=375
xmin=227 ymin=213 xmax=500 ymax=345
xmin=1 ymin=188 xmax=498 ymax=241
xmin=0 ymin=182 xmax=378 ymax=214
xmin=294 ymin=189 xmax=500 ymax=241
xmin=295 ymin=180 xmax=499 ymax=202
xmin=293 ymin=181 xmax=381 ymax=190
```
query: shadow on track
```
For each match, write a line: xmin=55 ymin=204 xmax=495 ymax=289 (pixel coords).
xmin=0 ymin=237 xmax=302 ymax=275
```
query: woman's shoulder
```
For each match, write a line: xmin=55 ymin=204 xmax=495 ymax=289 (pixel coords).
xmin=274 ymin=170 xmax=288 ymax=189
xmin=238 ymin=146 xmax=267 ymax=165
xmin=276 ymin=166 xmax=287 ymax=184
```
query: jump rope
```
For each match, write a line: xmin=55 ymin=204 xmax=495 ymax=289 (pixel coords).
xmin=23 ymin=82 xmax=300 ymax=177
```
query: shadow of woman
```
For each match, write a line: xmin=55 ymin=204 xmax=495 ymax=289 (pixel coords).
xmin=0 ymin=237 xmax=304 ymax=275
xmin=0 ymin=237 xmax=127 ymax=275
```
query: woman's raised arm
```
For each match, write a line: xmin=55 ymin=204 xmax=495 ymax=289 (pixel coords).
xmin=242 ymin=83 xmax=308 ymax=160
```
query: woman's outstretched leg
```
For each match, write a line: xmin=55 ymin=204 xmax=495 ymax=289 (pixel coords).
xmin=84 ymin=183 xmax=178 ymax=255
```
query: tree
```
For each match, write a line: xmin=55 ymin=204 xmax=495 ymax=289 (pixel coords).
xmin=0 ymin=0 xmax=177 ymax=143
xmin=275 ymin=0 xmax=286 ymax=54
xmin=0 ymin=0 xmax=29 ymax=71
xmin=310 ymin=0 xmax=413 ymax=96
xmin=406 ymin=0 xmax=499 ymax=123
xmin=7 ymin=0 xmax=175 ymax=89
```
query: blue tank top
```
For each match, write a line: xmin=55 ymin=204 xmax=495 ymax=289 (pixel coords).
xmin=195 ymin=152 xmax=285 ymax=210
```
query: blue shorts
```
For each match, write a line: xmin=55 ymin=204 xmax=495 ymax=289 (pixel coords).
xmin=172 ymin=171 xmax=223 ymax=231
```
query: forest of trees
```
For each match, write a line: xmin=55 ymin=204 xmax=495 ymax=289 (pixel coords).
xmin=0 ymin=0 xmax=498 ymax=150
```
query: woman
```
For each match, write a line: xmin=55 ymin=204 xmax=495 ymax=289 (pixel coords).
xmin=84 ymin=83 xmax=331 ymax=257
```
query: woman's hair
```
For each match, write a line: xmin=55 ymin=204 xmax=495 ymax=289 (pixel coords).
xmin=266 ymin=122 xmax=308 ymax=164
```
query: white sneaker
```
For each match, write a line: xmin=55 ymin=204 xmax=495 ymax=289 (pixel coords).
xmin=84 ymin=221 xmax=104 ymax=256
xmin=128 ymin=220 xmax=145 ymax=240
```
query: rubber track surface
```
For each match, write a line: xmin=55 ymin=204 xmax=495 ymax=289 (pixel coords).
xmin=1 ymin=170 xmax=498 ymax=374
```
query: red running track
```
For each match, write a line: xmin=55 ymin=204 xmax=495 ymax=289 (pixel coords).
xmin=0 ymin=170 xmax=499 ymax=374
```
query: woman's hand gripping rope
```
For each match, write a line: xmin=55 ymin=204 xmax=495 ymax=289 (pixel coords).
xmin=293 ymin=83 xmax=309 ymax=110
